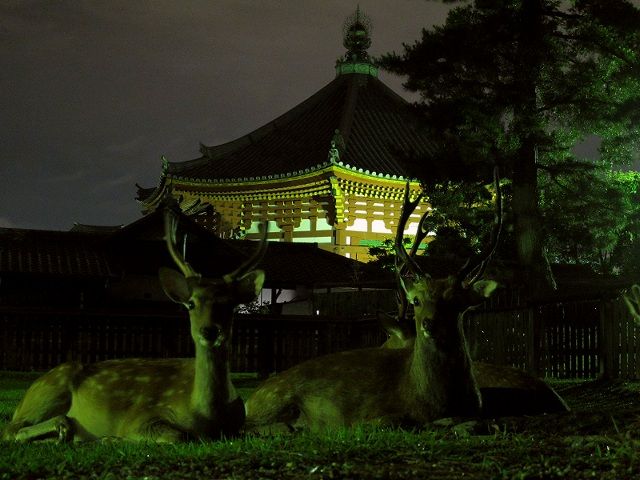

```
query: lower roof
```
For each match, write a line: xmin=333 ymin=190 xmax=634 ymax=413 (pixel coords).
xmin=0 ymin=212 xmax=374 ymax=288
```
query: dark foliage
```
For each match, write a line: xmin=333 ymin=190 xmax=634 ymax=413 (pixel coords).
xmin=379 ymin=0 xmax=640 ymax=288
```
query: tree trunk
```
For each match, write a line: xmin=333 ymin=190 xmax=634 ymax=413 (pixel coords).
xmin=511 ymin=0 xmax=551 ymax=300
xmin=512 ymin=141 xmax=548 ymax=299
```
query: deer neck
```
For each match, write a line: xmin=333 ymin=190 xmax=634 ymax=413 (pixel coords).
xmin=190 ymin=342 xmax=236 ymax=418
xmin=408 ymin=315 xmax=480 ymax=418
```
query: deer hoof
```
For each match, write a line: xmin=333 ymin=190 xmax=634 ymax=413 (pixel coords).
xmin=56 ymin=417 xmax=73 ymax=443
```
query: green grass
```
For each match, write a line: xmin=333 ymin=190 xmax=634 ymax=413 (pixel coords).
xmin=0 ymin=371 xmax=41 ymax=423
xmin=1 ymin=372 xmax=640 ymax=479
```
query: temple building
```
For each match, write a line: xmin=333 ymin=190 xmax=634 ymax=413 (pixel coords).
xmin=136 ymin=9 xmax=435 ymax=261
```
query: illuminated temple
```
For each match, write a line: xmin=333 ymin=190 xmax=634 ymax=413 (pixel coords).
xmin=136 ymin=9 xmax=435 ymax=261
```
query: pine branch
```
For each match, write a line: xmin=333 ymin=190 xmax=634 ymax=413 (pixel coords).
xmin=537 ymin=161 xmax=598 ymax=176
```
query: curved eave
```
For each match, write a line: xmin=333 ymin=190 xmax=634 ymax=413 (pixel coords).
xmin=138 ymin=159 xmax=422 ymax=213
xmin=135 ymin=173 xmax=168 ymax=209
xmin=167 ymin=160 xmax=416 ymax=186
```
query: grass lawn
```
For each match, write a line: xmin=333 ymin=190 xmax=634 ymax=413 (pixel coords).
xmin=1 ymin=371 xmax=640 ymax=479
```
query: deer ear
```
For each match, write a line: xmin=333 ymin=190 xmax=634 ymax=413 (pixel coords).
xmin=401 ymin=278 xmax=416 ymax=300
xmin=377 ymin=312 xmax=413 ymax=342
xmin=235 ymin=269 xmax=265 ymax=303
xmin=159 ymin=267 xmax=192 ymax=304
xmin=470 ymin=280 xmax=498 ymax=299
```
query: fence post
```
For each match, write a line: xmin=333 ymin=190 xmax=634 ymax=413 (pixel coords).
xmin=317 ymin=320 xmax=332 ymax=356
xmin=527 ymin=306 xmax=542 ymax=376
xmin=598 ymin=300 xmax=613 ymax=379
xmin=257 ymin=317 xmax=275 ymax=379
xmin=0 ymin=311 xmax=18 ymax=370
xmin=61 ymin=312 xmax=76 ymax=363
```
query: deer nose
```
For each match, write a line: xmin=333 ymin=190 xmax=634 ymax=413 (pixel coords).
xmin=200 ymin=326 xmax=220 ymax=342
xmin=199 ymin=326 xmax=227 ymax=348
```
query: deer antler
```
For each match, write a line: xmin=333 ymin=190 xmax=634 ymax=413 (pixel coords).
xmin=164 ymin=209 xmax=200 ymax=278
xmin=392 ymin=183 xmax=429 ymax=322
xmin=224 ymin=221 xmax=269 ymax=283
xmin=457 ymin=165 xmax=503 ymax=288
xmin=624 ymin=284 xmax=640 ymax=324
xmin=394 ymin=183 xmax=425 ymax=279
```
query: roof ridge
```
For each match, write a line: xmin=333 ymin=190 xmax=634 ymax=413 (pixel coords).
xmin=334 ymin=74 xmax=361 ymax=160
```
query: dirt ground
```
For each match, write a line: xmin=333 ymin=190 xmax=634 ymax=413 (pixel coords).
xmin=479 ymin=379 xmax=640 ymax=437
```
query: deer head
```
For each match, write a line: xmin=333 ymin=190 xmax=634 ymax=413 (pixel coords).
xmin=159 ymin=209 xmax=267 ymax=349
xmin=394 ymin=167 xmax=502 ymax=352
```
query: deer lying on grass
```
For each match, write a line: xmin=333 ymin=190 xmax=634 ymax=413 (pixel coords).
xmin=377 ymin=173 xmax=568 ymax=417
xmin=379 ymin=316 xmax=569 ymax=417
xmin=245 ymin=169 xmax=507 ymax=431
xmin=2 ymin=209 xmax=267 ymax=442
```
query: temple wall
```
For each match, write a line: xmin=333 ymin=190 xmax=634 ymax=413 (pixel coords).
xmin=165 ymin=170 xmax=426 ymax=262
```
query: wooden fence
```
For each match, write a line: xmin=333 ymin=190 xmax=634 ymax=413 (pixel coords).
xmin=466 ymin=296 xmax=638 ymax=379
xmin=1 ymin=296 xmax=638 ymax=379
xmin=0 ymin=307 xmax=386 ymax=374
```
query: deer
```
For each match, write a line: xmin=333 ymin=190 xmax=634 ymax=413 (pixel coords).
xmin=2 ymin=208 xmax=267 ymax=442
xmin=377 ymin=174 xmax=568 ymax=418
xmin=378 ymin=168 xmax=567 ymax=417
xmin=379 ymin=319 xmax=569 ymax=417
xmin=244 ymin=168 xmax=508 ymax=431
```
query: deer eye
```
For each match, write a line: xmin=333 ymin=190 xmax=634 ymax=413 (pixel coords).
xmin=186 ymin=300 xmax=196 ymax=310
xmin=412 ymin=297 xmax=421 ymax=307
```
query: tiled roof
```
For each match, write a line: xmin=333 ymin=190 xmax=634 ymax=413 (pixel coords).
xmin=70 ymin=224 xmax=123 ymax=233
xmin=160 ymin=72 xmax=437 ymax=185
xmin=0 ymin=228 xmax=114 ymax=278
xmin=0 ymin=217 xmax=370 ymax=287
xmin=107 ymin=206 xmax=248 ymax=277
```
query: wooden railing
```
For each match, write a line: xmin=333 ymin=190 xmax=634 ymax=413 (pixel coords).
xmin=0 ymin=308 xmax=386 ymax=374
xmin=466 ymin=296 xmax=637 ymax=379
xmin=0 ymin=296 xmax=638 ymax=378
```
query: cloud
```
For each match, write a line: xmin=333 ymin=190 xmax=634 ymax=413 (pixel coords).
xmin=0 ymin=216 xmax=18 ymax=228
xmin=37 ymin=170 xmax=86 ymax=184
xmin=93 ymin=173 xmax=138 ymax=193
xmin=105 ymin=135 xmax=148 ymax=155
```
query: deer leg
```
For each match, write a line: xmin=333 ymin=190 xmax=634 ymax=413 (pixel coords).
xmin=57 ymin=415 xmax=74 ymax=442
xmin=14 ymin=415 xmax=74 ymax=442
xmin=123 ymin=416 xmax=189 ymax=443
xmin=4 ymin=362 xmax=78 ymax=442
xmin=143 ymin=424 xmax=189 ymax=443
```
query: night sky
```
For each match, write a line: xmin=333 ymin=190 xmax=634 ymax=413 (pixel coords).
xmin=1 ymin=1 xmax=637 ymax=231
xmin=1 ymin=1 xmax=453 ymax=231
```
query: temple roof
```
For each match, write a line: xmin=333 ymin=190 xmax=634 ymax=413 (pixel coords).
xmin=136 ymin=8 xmax=436 ymax=203
xmin=147 ymin=72 xmax=435 ymax=189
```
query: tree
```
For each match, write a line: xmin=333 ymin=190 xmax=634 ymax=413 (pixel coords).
xmin=368 ymin=237 xmax=413 ymax=271
xmin=380 ymin=0 xmax=640 ymax=298
xmin=368 ymin=179 xmax=502 ymax=273
xmin=542 ymin=167 xmax=640 ymax=274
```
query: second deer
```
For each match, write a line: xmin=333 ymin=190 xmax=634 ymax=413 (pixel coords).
xmin=377 ymin=170 xmax=568 ymax=418
xmin=379 ymin=318 xmax=569 ymax=417
xmin=245 ymin=168 xmax=510 ymax=431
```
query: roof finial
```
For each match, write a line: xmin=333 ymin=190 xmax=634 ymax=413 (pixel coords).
xmin=342 ymin=5 xmax=372 ymax=62
xmin=335 ymin=6 xmax=377 ymax=77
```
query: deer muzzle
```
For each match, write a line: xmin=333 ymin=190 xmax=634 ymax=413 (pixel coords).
xmin=198 ymin=326 xmax=225 ymax=348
